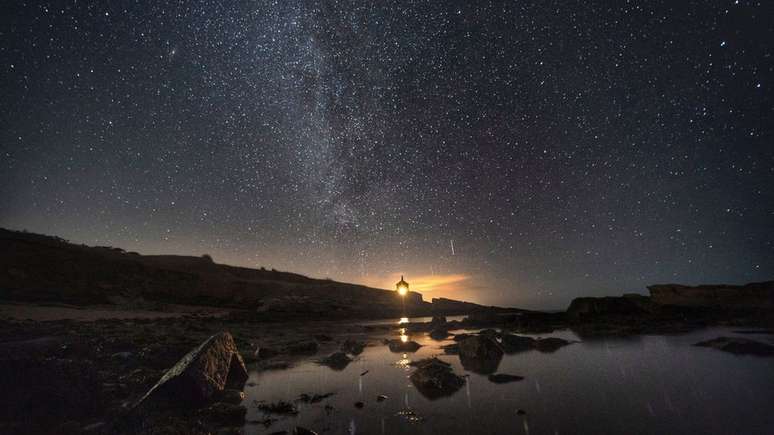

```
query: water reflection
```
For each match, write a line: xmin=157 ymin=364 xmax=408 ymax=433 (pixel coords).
xmin=243 ymin=326 xmax=774 ymax=435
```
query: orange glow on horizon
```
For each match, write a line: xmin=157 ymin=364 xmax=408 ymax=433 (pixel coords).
xmin=362 ymin=273 xmax=473 ymax=301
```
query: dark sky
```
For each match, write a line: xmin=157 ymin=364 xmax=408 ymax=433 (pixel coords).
xmin=1 ymin=1 xmax=772 ymax=309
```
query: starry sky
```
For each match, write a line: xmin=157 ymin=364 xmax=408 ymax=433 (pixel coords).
xmin=1 ymin=1 xmax=772 ymax=309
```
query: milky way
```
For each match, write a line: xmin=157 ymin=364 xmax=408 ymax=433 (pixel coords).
xmin=1 ymin=1 xmax=772 ymax=308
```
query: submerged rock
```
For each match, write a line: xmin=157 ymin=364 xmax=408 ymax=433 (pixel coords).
xmin=258 ymin=400 xmax=298 ymax=415
xmin=534 ymin=337 xmax=572 ymax=353
xmin=341 ymin=339 xmax=365 ymax=355
xmin=458 ymin=335 xmax=503 ymax=374
xmin=694 ymin=336 xmax=774 ymax=356
xmin=387 ymin=339 xmax=422 ymax=352
xmin=409 ymin=358 xmax=465 ymax=399
xmin=488 ymin=373 xmax=524 ymax=384
xmin=319 ymin=352 xmax=352 ymax=370
xmin=298 ymin=392 xmax=335 ymax=403
xmin=133 ymin=331 xmax=248 ymax=408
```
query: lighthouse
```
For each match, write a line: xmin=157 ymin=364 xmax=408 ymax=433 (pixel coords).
xmin=396 ymin=275 xmax=409 ymax=296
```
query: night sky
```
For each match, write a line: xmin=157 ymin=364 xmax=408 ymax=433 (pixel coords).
xmin=1 ymin=1 xmax=772 ymax=309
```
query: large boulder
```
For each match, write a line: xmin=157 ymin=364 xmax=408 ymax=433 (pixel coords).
xmin=134 ymin=331 xmax=248 ymax=409
xmin=457 ymin=336 xmax=503 ymax=374
xmin=409 ymin=358 xmax=465 ymax=399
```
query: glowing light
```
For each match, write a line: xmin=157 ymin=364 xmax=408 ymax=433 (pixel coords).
xmin=400 ymin=327 xmax=409 ymax=343
xmin=398 ymin=317 xmax=409 ymax=324
xmin=397 ymin=284 xmax=408 ymax=296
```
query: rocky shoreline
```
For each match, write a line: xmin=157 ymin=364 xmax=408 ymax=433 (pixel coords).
xmin=1 ymin=291 xmax=772 ymax=434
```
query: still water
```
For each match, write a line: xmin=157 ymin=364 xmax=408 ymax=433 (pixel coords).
xmin=243 ymin=326 xmax=774 ymax=435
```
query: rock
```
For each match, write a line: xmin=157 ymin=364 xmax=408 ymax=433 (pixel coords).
xmin=488 ymin=373 xmax=524 ymax=384
xmin=387 ymin=339 xmax=422 ymax=352
xmin=133 ymin=331 xmax=248 ymax=409
xmin=354 ymin=401 xmax=364 ymax=409
xmin=294 ymin=427 xmax=318 ymax=435
xmin=429 ymin=328 xmax=450 ymax=340
xmin=453 ymin=333 xmax=472 ymax=342
xmin=517 ymin=409 xmax=526 ymax=415
xmin=376 ymin=394 xmax=388 ymax=402
xmin=499 ymin=334 xmax=536 ymax=353
xmin=409 ymin=358 xmax=465 ymax=399
xmin=314 ymin=334 xmax=333 ymax=342
xmin=197 ymin=402 xmax=247 ymax=426
xmin=694 ymin=336 xmax=774 ymax=356
xmin=111 ymin=351 xmax=133 ymax=360
xmin=534 ymin=337 xmax=571 ymax=353
xmin=341 ymin=339 xmax=365 ymax=355
xmin=258 ymin=400 xmax=298 ymax=415
xmin=457 ymin=335 xmax=503 ymax=374
xmin=319 ymin=352 xmax=352 ymax=370
xmin=288 ymin=341 xmax=319 ymax=355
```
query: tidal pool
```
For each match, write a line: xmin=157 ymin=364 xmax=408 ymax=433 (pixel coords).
xmin=243 ymin=326 xmax=774 ymax=435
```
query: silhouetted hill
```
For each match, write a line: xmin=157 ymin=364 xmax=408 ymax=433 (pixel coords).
xmin=0 ymin=228 xmax=516 ymax=318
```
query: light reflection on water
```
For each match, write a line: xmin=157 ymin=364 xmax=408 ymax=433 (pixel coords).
xmin=243 ymin=326 xmax=774 ymax=435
